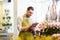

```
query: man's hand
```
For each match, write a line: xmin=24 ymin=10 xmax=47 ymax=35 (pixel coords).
xmin=26 ymin=23 xmax=38 ymax=31
xmin=21 ymin=23 xmax=38 ymax=32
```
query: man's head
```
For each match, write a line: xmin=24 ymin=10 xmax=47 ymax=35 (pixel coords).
xmin=26 ymin=6 xmax=34 ymax=17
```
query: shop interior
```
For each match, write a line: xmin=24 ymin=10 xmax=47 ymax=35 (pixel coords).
xmin=0 ymin=0 xmax=60 ymax=40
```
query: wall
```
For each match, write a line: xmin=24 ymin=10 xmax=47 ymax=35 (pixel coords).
xmin=0 ymin=2 xmax=4 ymax=26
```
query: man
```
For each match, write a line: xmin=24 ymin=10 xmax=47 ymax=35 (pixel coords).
xmin=17 ymin=6 xmax=36 ymax=40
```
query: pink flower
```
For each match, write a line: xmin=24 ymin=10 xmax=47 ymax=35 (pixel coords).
xmin=52 ymin=34 xmax=60 ymax=37
xmin=48 ymin=22 xmax=60 ymax=28
xmin=56 ymin=34 xmax=60 ymax=37
xmin=40 ymin=23 xmax=46 ymax=29
xmin=52 ymin=34 xmax=57 ymax=38
xmin=48 ymin=23 xmax=53 ymax=27
xmin=56 ymin=22 xmax=60 ymax=27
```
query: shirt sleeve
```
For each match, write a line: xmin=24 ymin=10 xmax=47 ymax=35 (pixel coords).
xmin=17 ymin=17 xmax=22 ymax=31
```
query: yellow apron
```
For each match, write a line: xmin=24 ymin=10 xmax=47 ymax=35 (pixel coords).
xmin=17 ymin=15 xmax=34 ymax=40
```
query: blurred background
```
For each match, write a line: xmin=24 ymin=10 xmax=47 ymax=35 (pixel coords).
xmin=0 ymin=0 xmax=60 ymax=40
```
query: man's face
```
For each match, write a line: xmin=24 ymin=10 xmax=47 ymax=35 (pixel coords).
xmin=26 ymin=9 xmax=33 ymax=17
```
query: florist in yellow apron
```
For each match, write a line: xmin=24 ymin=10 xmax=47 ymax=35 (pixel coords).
xmin=17 ymin=15 xmax=34 ymax=40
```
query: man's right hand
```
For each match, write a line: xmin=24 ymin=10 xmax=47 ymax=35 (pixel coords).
xmin=26 ymin=23 xmax=38 ymax=31
xmin=21 ymin=23 xmax=38 ymax=32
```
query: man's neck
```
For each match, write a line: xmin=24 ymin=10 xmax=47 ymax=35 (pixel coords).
xmin=25 ymin=14 xmax=30 ymax=18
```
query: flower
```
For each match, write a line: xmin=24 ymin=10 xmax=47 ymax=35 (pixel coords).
xmin=56 ymin=34 xmax=60 ymax=37
xmin=40 ymin=22 xmax=46 ymax=29
xmin=48 ymin=22 xmax=60 ymax=28
xmin=48 ymin=23 xmax=53 ymax=28
xmin=52 ymin=34 xmax=57 ymax=38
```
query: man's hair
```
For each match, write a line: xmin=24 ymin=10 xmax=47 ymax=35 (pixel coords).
xmin=27 ymin=6 xmax=34 ymax=11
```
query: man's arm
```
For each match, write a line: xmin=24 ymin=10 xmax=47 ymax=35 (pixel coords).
xmin=17 ymin=17 xmax=22 ymax=31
